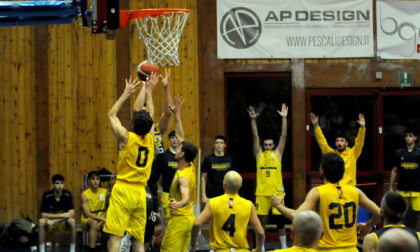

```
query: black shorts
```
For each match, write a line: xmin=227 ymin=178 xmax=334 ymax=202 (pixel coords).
xmin=144 ymin=186 xmax=159 ymax=242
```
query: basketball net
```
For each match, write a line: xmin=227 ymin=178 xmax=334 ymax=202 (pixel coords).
xmin=134 ymin=11 xmax=189 ymax=66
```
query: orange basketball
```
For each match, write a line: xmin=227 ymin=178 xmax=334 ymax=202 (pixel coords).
xmin=150 ymin=236 xmax=162 ymax=250
xmin=137 ymin=60 xmax=159 ymax=81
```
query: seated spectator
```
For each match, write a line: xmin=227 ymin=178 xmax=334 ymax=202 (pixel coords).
xmin=38 ymin=174 xmax=76 ymax=252
xmin=81 ymin=171 xmax=109 ymax=251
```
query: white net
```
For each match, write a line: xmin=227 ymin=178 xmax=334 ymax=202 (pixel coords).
xmin=135 ymin=11 xmax=189 ymax=66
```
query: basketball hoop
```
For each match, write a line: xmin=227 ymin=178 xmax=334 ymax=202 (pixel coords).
xmin=120 ymin=9 xmax=190 ymax=66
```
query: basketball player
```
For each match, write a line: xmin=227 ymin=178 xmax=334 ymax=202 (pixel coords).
xmin=248 ymin=104 xmax=288 ymax=249
xmin=160 ymin=95 xmax=198 ymax=252
xmin=81 ymin=171 xmax=109 ymax=251
xmin=190 ymin=171 xmax=264 ymax=252
xmin=377 ymin=228 xmax=419 ymax=252
xmin=38 ymin=174 xmax=76 ymax=252
xmin=363 ymin=191 xmax=420 ymax=252
xmin=389 ymin=127 xmax=420 ymax=231
xmin=104 ymin=74 xmax=157 ymax=252
xmin=269 ymin=210 xmax=323 ymax=252
xmin=272 ymin=153 xmax=381 ymax=252
xmin=161 ymin=130 xmax=179 ymax=237
xmin=120 ymin=69 xmax=173 ymax=251
xmin=310 ymin=113 xmax=366 ymax=186
xmin=201 ymin=135 xmax=236 ymax=204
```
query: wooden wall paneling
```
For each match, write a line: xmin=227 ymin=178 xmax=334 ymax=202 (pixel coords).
xmin=198 ymin=0 xmax=225 ymax=157
xmin=3 ymin=27 xmax=12 ymax=222
xmin=10 ymin=26 xmax=20 ymax=222
xmin=77 ymin=24 xmax=88 ymax=178
xmin=35 ymin=25 xmax=50 ymax=222
xmin=48 ymin=25 xmax=58 ymax=181
xmin=0 ymin=28 xmax=7 ymax=221
xmin=291 ymin=59 xmax=306 ymax=208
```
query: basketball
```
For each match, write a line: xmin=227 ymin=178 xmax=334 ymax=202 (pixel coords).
xmin=150 ymin=236 xmax=162 ymax=250
xmin=137 ymin=60 xmax=159 ymax=82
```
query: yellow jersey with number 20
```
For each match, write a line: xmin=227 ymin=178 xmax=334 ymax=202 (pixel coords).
xmin=317 ymin=183 xmax=359 ymax=249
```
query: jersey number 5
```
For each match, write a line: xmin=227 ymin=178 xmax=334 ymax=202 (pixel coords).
xmin=222 ymin=214 xmax=236 ymax=237
xmin=136 ymin=147 xmax=150 ymax=168
xmin=328 ymin=202 xmax=356 ymax=229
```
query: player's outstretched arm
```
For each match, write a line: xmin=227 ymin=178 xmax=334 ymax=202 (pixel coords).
xmin=248 ymin=106 xmax=262 ymax=157
xmin=276 ymin=103 xmax=288 ymax=158
xmin=108 ymin=76 xmax=141 ymax=145
xmin=357 ymin=113 xmax=366 ymax=128
xmin=190 ymin=202 xmax=212 ymax=252
xmin=170 ymin=95 xmax=185 ymax=143
xmin=132 ymin=73 xmax=158 ymax=113
xmin=250 ymin=203 xmax=265 ymax=252
xmin=158 ymin=68 xmax=173 ymax=135
xmin=310 ymin=113 xmax=319 ymax=127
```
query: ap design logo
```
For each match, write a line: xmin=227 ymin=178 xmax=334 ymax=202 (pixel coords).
xmin=220 ymin=7 xmax=262 ymax=49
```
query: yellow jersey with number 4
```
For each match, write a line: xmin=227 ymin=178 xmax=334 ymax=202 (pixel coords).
xmin=209 ymin=193 xmax=251 ymax=251
xmin=116 ymin=132 xmax=155 ymax=186
xmin=256 ymin=150 xmax=283 ymax=196
xmin=317 ymin=183 xmax=359 ymax=249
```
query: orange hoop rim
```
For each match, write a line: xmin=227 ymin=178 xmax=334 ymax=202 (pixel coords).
xmin=120 ymin=8 xmax=190 ymax=29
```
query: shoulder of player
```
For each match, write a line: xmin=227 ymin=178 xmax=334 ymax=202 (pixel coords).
xmin=43 ymin=190 xmax=55 ymax=198
xmin=62 ymin=189 xmax=73 ymax=197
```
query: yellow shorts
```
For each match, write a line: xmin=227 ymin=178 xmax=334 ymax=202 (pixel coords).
xmin=81 ymin=217 xmax=104 ymax=231
xmin=215 ymin=249 xmax=249 ymax=252
xmin=48 ymin=221 xmax=68 ymax=233
xmin=103 ymin=181 xmax=147 ymax=242
xmin=397 ymin=191 xmax=420 ymax=211
xmin=162 ymin=192 xmax=171 ymax=218
xmin=160 ymin=214 xmax=195 ymax=252
xmin=318 ymin=247 xmax=358 ymax=252
xmin=255 ymin=193 xmax=283 ymax=216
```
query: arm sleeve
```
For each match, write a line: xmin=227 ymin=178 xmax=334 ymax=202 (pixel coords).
xmin=314 ymin=126 xmax=335 ymax=154
xmin=202 ymin=156 xmax=210 ymax=173
xmin=40 ymin=192 xmax=48 ymax=213
xmin=351 ymin=127 xmax=366 ymax=159
xmin=67 ymin=191 xmax=74 ymax=210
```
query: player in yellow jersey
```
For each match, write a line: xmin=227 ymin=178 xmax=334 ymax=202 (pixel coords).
xmin=272 ymin=153 xmax=381 ymax=252
xmin=160 ymin=95 xmax=198 ymax=252
xmin=310 ymin=113 xmax=366 ymax=186
xmin=190 ymin=171 xmax=264 ymax=252
xmin=81 ymin=171 xmax=109 ymax=251
xmin=269 ymin=210 xmax=323 ymax=252
xmin=104 ymin=75 xmax=157 ymax=252
xmin=248 ymin=103 xmax=288 ymax=250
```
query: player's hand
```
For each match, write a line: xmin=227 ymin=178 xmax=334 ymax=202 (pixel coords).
xmin=271 ymin=193 xmax=285 ymax=209
xmin=310 ymin=113 xmax=319 ymax=127
xmin=248 ymin=106 xmax=259 ymax=119
xmin=357 ymin=223 xmax=372 ymax=240
xmin=145 ymin=72 xmax=159 ymax=91
xmin=169 ymin=95 xmax=184 ymax=117
xmin=160 ymin=69 xmax=171 ymax=88
xmin=357 ymin=113 xmax=366 ymax=128
xmin=202 ymin=195 xmax=208 ymax=204
xmin=277 ymin=103 xmax=288 ymax=118
xmin=169 ymin=198 xmax=182 ymax=211
xmin=123 ymin=76 xmax=141 ymax=97
xmin=68 ymin=212 xmax=75 ymax=218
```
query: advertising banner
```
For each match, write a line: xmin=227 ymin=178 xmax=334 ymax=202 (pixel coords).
xmin=217 ymin=0 xmax=374 ymax=59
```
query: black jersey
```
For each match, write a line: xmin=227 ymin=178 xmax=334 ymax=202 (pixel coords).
xmin=373 ymin=225 xmax=420 ymax=243
xmin=40 ymin=189 xmax=74 ymax=213
xmin=162 ymin=149 xmax=178 ymax=193
xmin=395 ymin=146 xmax=420 ymax=192
xmin=202 ymin=153 xmax=236 ymax=198
xmin=147 ymin=127 xmax=165 ymax=197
